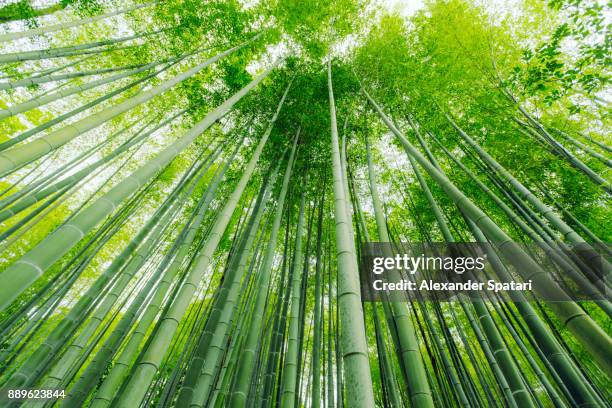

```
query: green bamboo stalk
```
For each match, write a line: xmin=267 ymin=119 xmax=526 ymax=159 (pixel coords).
xmin=34 ymin=145 xmax=217 ymax=392
xmin=418 ymin=133 xmax=598 ymax=398
xmin=212 ymin=230 xmax=268 ymax=407
xmin=83 ymin=140 xmax=239 ymax=408
xmin=0 ymin=56 xmax=275 ymax=312
xmin=0 ymin=165 xmax=186 ymax=393
xmin=426 ymin=131 xmax=611 ymax=308
xmin=0 ymin=30 xmax=164 ymax=64
xmin=260 ymin=205 xmax=294 ymax=408
xmin=294 ymin=202 xmax=314 ymax=407
xmin=533 ymin=182 xmax=611 ymax=256
xmin=409 ymin=124 xmax=542 ymax=407
xmin=326 ymin=229 xmax=335 ymax=408
xmin=352 ymin=186 xmax=404 ymax=408
xmin=414 ymin=128 xmax=587 ymax=403
xmin=472 ymin=223 xmax=605 ymax=407
xmin=340 ymin=117 xmax=356 ymax=243
xmin=279 ymin=190 xmax=306 ymax=408
xmin=2 ymin=43 xmax=141 ymax=66
xmin=447 ymin=115 xmax=612 ymax=294
xmin=488 ymin=299 xmax=569 ymax=408
xmin=0 ymin=190 xmax=136 ymax=371
xmin=444 ymin=113 xmax=611 ymax=278
xmin=38 ymin=194 xmax=184 ymax=390
xmin=508 ymin=99 xmax=611 ymax=193
xmin=0 ymin=62 xmax=151 ymax=90
xmin=579 ymin=132 xmax=612 ymax=153
xmin=310 ymin=192 xmax=325 ymax=408
xmin=0 ymin=66 xmax=157 ymax=152
xmin=0 ymin=115 xmax=145 ymax=208
xmin=176 ymin=80 xmax=294 ymax=408
xmin=411 ymin=181 xmax=526 ymax=405
xmin=552 ymin=128 xmax=612 ymax=167
xmin=186 ymin=163 xmax=281 ymax=408
xmin=0 ymin=111 xmax=184 ymax=223
xmin=328 ymin=59 xmax=375 ymax=408
xmin=60 ymin=149 xmax=223 ymax=407
xmin=0 ymin=60 xmax=166 ymax=119
xmin=29 ymin=56 xmax=91 ymax=79
xmin=0 ymin=183 xmax=69 ymax=242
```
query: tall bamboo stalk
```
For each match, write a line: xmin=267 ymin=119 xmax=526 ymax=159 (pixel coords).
xmin=328 ymin=59 xmax=375 ymax=407
xmin=279 ymin=188 xmax=306 ymax=408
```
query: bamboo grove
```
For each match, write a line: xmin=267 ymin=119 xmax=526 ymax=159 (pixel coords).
xmin=0 ymin=0 xmax=609 ymax=407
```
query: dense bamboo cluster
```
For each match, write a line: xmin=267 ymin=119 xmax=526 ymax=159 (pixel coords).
xmin=0 ymin=1 xmax=609 ymax=407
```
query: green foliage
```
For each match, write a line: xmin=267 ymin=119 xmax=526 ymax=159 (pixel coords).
xmin=264 ymin=0 xmax=368 ymax=58
xmin=509 ymin=0 xmax=610 ymax=105
xmin=0 ymin=0 xmax=102 ymax=24
xmin=0 ymin=1 xmax=609 ymax=407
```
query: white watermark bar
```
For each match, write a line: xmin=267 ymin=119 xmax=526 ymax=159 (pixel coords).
xmin=359 ymin=242 xmax=610 ymax=302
